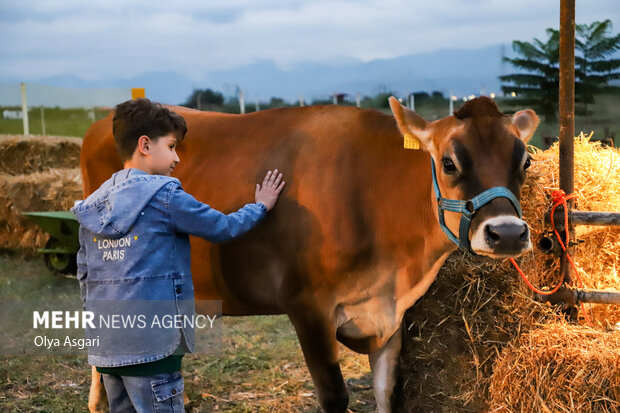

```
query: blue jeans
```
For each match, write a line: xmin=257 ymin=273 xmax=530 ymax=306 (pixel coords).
xmin=101 ymin=371 xmax=185 ymax=413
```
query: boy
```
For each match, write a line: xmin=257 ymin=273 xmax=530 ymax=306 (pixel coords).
xmin=71 ymin=98 xmax=284 ymax=412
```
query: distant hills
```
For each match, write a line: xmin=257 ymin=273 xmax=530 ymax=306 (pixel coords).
xmin=1 ymin=44 xmax=511 ymax=107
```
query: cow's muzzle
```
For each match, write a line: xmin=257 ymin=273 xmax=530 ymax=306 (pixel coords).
xmin=470 ymin=215 xmax=532 ymax=258
xmin=431 ymin=160 xmax=528 ymax=256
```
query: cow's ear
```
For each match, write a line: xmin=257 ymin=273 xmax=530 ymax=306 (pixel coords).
xmin=512 ymin=109 xmax=539 ymax=144
xmin=388 ymin=96 xmax=431 ymax=150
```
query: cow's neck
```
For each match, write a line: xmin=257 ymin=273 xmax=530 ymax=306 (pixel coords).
xmin=391 ymin=152 xmax=457 ymax=318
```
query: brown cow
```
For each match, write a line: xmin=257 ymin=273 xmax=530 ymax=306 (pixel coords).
xmin=81 ymin=96 xmax=538 ymax=413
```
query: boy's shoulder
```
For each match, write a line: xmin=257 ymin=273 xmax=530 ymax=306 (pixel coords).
xmin=72 ymin=169 xmax=182 ymax=238
xmin=78 ymin=170 xmax=181 ymax=209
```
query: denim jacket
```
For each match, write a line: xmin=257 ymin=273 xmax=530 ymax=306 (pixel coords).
xmin=71 ymin=168 xmax=266 ymax=367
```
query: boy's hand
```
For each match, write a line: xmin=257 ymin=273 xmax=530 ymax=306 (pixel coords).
xmin=255 ymin=169 xmax=285 ymax=211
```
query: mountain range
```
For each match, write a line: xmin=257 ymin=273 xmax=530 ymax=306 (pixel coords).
xmin=1 ymin=44 xmax=511 ymax=108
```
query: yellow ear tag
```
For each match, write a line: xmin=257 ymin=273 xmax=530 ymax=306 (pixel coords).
xmin=403 ymin=133 xmax=420 ymax=150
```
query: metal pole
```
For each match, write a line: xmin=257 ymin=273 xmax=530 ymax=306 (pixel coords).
xmin=535 ymin=288 xmax=620 ymax=306
xmin=40 ymin=107 xmax=46 ymax=135
xmin=20 ymin=82 xmax=29 ymax=135
xmin=558 ymin=0 xmax=575 ymax=284
xmin=571 ymin=211 xmax=620 ymax=226
xmin=238 ymin=89 xmax=245 ymax=114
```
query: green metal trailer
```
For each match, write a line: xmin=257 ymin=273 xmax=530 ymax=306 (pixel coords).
xmin=22 ymin=211 xmax=79 ymax=274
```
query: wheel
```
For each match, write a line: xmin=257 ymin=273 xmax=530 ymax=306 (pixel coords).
xmin=44 ymin=238 xmax=77 ymax=275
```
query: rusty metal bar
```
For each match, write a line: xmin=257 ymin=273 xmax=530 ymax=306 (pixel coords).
xmin=558 ymin=0 xmax=576 ymax=285
xmin=571 ymin=211 xmax=620 ymax=226
xmin=535 ymin=288 xmax=620 ymax=306
xmin=577 ymin=290 xmax=620 ymax=305
xmin=544 ymin=210 xmax=620 ymax=228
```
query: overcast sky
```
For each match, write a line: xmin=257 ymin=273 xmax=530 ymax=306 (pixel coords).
xmin=1 ymin=0 xmax=618 ymax=82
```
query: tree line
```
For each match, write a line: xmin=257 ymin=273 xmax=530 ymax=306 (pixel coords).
xmin=181 ymin=20 xmax=619 ymax=125
xmin=180 ymin=89 xmax=450 ymax=113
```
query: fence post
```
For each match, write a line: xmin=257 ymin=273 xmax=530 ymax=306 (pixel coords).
xmin=299 ymin=94 xmax=304 ymax=107
xmin=558 ymin=0 xmax=575 ymax=285
xmin=41 ymin=107 xmax=46 ymax=135
xmin=409 ymin=94 xmax=415 ymax=111
xmin=20 ymin=82 xmax=29 ymax=135
xmin=356 ymin=93 xmax=361 ymax=108
xmin=238 ymin=89 xmax=245 ymax=114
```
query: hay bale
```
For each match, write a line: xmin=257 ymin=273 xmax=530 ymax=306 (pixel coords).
xmin=398 ymin=253 xmax=522 ymax=411
xmin=0 ymin=135 xmax=82 ymax=175
xmin=398 ymin=133 xmax=620 ymax=412
xmin=0 ymin=168 xmax=82 ymax=253
xmin=489 ymin=322 xmax=620 ymax=413
xmin=516 ymin=133 xmax=620 ymax=328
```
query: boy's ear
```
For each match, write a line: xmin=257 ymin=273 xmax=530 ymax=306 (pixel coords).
xmin=388 ymin=96 xmax=431 ymax=151
xmin=137 ymin=135 xmax=151 ymax=155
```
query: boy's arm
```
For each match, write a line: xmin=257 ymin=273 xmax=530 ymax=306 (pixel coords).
xmin=76 ymin=226 xmax=88 ymax=306
xmin=169 ymin=189 xmax=266 ymax=242
xmin=169 ymin=170 xmax=285 ymax=243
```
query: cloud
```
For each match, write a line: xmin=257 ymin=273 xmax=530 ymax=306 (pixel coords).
xmin=0 ymin=0 xmax=617 ymax=81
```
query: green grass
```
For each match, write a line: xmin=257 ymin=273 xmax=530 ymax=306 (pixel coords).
xmin=0 ymin=254 xmax=374 ymax=412
xmin=0 ymin=107 xmax=111 ymax=138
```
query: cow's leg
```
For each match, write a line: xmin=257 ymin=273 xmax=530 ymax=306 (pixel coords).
xmin=368 ymin=326 xmax=402 ymax=413
xmin=287 ymin=309 xmax=349 ymax=413
xmin=88 ymin=367 xmax=108 ymax=413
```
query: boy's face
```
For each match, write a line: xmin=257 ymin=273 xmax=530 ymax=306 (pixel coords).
xmin=143 ymin=133 xmax=180 ymax=176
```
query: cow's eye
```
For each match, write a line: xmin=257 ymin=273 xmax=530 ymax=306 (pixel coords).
xmin=442 ymin=158 xmax=457 ymax=174
xmin=523 ymin=157 xmax=531 ymax=171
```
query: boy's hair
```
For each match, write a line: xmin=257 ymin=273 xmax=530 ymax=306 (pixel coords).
xmin=112 ymin=98 xmax=187 ymax=162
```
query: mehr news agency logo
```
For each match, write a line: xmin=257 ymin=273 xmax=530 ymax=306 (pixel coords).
xmin=32 ymin=310 xmax=218 ymax=350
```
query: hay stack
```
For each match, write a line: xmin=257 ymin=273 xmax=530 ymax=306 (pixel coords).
xmin=0 ymin=135 xmax=81 ymax=175
xmin=516 ymin=133 xmax=620 ymax=328
xmin=399 ymin=133 xmax=620 ymax=412
xmin=0 ymin=168 xmax=82 ymax=253
xmin=489 ymin=322 xmax=620 ymax=413
xmin=398 ymin=253 xmax=521 ymax=411
xmin=0 ymin=135 xmax=83 ymax=254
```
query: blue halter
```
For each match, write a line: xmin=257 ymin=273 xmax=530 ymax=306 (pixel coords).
xmin=430 ymin=159 xmax=523 ymax=254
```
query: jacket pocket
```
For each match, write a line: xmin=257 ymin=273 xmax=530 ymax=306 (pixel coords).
xmin=151 ymin=373 xmax=184 ymax=403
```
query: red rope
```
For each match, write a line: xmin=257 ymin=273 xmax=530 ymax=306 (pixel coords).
xmin=510 ymin=190 xmax=593 ymax=326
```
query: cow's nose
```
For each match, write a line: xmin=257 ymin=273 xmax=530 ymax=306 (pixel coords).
xmin=484 ymin=221 xmax=529 ymax=252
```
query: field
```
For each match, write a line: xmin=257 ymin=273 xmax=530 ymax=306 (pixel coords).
xmin=0 ymin=254 xmax=375 ymax=412
xmin=0 ymin=107 xmax=111 ymax=138
xmin=1 ymin=92 xmax=619 ymax=148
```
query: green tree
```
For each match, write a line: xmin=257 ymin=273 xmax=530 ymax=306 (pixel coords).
xmin=182 ymin=89 xmax=224 ymax=109
xmin=575 ymin=19 xmax=620 ymax=115
xmin=500 ymin=28 xmax=560 ymax=123
xmin=500 ymin=21 xmax=620 ymax=123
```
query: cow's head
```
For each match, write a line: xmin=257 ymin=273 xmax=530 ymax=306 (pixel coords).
xmin=389 ymin=96 xmax=538 ymax=258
